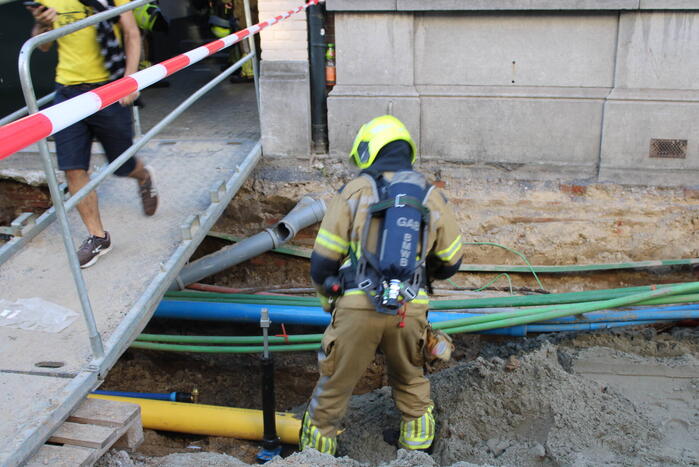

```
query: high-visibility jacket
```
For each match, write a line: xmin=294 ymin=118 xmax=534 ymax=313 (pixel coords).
xmin=311 ymin=171 xmax=463 ymax=312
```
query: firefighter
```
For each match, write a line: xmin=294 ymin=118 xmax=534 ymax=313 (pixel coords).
xmin=300 ymin=115 xmax=463 ymax=455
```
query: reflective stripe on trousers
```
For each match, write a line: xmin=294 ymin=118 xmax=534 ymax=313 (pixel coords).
xmin=399 ymin=405 xmax=435 ymax=450
xmin=299 ymin=410 xmax=337 ymax=455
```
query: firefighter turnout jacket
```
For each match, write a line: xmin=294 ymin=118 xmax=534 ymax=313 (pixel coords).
xmin=300 ymin=170 xmax=462 ymax=455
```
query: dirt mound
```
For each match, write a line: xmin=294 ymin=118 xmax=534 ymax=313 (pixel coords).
xmin=338 ymin=343 xmax=661 ymax=466
xmin=97 ymin=329 xmax=699 ymax=467
xmin=97 ymin=448 xmax=481 ymax=467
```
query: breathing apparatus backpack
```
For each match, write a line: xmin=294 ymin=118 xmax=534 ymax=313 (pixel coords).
xmin=351 ymin=171 xmax=431 ymax=315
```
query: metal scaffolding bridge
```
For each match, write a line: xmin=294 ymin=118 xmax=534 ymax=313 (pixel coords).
xmin=0 ymin=58 xmax=261 ymax=467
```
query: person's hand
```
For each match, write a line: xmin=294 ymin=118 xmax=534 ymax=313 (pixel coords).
xmin=28 ymin=4 xmax=57 ymax=28
xmin=318 ymin=294 xmax=335 ymax=314
xmin=119 ymin=90 xmax=140 ymax=107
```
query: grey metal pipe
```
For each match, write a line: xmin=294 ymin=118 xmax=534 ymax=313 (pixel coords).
xmin=170 ymin=197 xmax=326 ymax=290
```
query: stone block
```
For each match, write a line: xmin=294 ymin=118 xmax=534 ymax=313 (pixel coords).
xmin=398 ymin=0 xmax=638 ymax=10
xmin=599 ymin=98 xmax=699 ymax=186
xmin=327 ymin=86 xmax=420 ymax=160
xmin=414 ymin=13 xmax=617 ymax=87
xmin=335 ymin=13 xmax=414 ymax=86
xmin=419 ymin=92 xmax=604 ymax=174
xmin=326 ymin=0 xmax=397 ymax=11
xmin=615 ymin=11 xmax=699 ymax=90
xmin=259 ymin=61 xmax=312 ymax=157
xmin=640 ymin=0 xmax=699 ymax=8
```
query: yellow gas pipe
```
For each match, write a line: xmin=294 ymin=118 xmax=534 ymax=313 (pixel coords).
xmin=89 ymin=394 xmax=301 ymax=444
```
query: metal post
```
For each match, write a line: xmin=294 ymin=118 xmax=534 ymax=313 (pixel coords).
xmin=307 ymin=3 xmax=328 ymax=153
xmin=18 ymin=33 xmax=105 ymax=359
xmin=243 ymin=0 xmax=260 ymax=109
xmin=132 ymin=105 xmax=143 ymax=139
xmin=256 ymin=307 xmax=281 ymax=463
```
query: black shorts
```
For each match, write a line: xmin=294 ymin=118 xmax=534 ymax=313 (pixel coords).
xmin=53 ymin=82 xmax=136 ymax=176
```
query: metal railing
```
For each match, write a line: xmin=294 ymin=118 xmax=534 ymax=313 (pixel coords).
xmin=2 ymin=0 xmax=265 ymax=360
xmin=0 ymin=92 xmax=55 ymax=127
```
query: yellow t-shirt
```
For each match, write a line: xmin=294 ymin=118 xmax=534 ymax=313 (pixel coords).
xmin=40 ymin=0 xmax=129 ymax=85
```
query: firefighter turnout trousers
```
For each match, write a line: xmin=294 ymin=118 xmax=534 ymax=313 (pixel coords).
xmin=300 ymin=303 xmax=433 ymax=454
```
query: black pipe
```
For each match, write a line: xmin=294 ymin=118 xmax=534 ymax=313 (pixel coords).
xmin=256 ymin=357 xmax=280 ymax=462
xmin=257 ymin=308 xmax=280 ymax=463
xmin=307 ymin=3 xmax=328 ymax=153
xmin=261 ymin=358 xmax=279 ymax=446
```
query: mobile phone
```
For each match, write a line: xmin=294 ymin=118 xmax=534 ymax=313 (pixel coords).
xmin=23 ymin=1 xmax=45 ymax=8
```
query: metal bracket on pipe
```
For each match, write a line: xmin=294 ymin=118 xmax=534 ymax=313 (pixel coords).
xmin=209 ymin=180 xmax=226 ymax=204
xmin=59 ymin=182 xmax=70 ymax=201
xmin=260 ymin=307 xmax=271 ymax=329
xmin=10 ymin=212 xmax=37 ymax=237
xmin=180 ymin=214 xmax=201 ymax=241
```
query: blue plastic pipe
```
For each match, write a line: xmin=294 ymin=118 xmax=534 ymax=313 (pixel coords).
xmin=92 ymin=390 xmax=182 ymax=402
xmin=156 ymin=301 xmax=330 ymax=326
xmin=154 ymin=301 xmax=698 ymax=336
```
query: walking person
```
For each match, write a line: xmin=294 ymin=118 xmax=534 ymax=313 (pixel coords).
xmin=300 ymin=115 xmax=463 ymax=455
xmin=28 ymin=0 xmax=158 ymax=268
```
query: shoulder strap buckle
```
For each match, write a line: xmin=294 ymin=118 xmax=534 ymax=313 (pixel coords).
xmin=394 ymin=193 xmax=406 ymax=208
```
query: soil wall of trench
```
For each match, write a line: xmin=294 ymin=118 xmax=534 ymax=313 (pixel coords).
xmin=69 ymin=156 xmax=699 ymax=466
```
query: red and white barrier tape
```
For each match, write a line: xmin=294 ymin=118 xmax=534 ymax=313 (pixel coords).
xmin=0 ymin=0 xmax=322 ymax=160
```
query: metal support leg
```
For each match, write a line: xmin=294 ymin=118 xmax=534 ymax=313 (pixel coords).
xmin=18 ymin=42 xmax=105 ymax=360
xmin=243 ymin=0 xmax=261 ymax=111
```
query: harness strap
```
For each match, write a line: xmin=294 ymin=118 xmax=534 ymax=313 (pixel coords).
xmin=369 ymin=195 xmax=429 ymax=217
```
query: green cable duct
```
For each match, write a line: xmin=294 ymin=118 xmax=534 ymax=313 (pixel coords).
xmin=165 ymin=282 xmax=693 ymax=310
xmin=207 ymin=231 xmax=699 ymax=274
xmin=462 ymin=242 xmax=544 ymax=289
xmin=459 ymin=258 xmax=699 ymax=274
xmin=131 ymin=341 xmax=320 ymax=353
xmin=137 ymin=282 xmax=699 ymax=353
xmin=138 ymin=333 xmax=323 ymax=344
xmin=432 ymin=281 xmax=699 ymax=332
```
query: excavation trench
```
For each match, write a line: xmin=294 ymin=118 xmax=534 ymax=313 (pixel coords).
xmin=91 ymin=176 xmax=699 ymax=466
xmin=4 ymin=175 xmax=698 ymax=466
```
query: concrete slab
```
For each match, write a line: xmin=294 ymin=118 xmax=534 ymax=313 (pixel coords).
xmin=574 ymin=347 xmax=699 ymax=460
xmin=419 ymin=94 xmax=604 ymax=172
xmin=0 ymin=372 xmax=97 ymax=467
xmin=328 ymin=0 xmax=644 ymax=10
xmin=414 ymin=13 xmax=618 ymax=88
xmin=0 ymin=139 xmax=256 ymax=374
xmin=327 ymin=93 xmax=420 ymax=159
xmin=326 ymin=0 xmax=397 ymax=11
xmin=599 ymin=99 xmax=699 ymax=186
xmin=0 ymin=64 xmax=261 ymax=465
xmin=616 ymin=11 xmax=699 ymax=91
xmin=400 ymin=0 xmax=640 ymax=10
xmin=335 ymin=13 xmax=414 ymax=86
xmin=259 ymin=61 xmax=312 ymax=157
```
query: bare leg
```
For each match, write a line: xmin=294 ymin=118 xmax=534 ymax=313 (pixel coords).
xmin=65 ymin=169 xmax=105 ymax=238
xmin=129 ymin=158 xmax=158 ymax=216
xmin=128 ymin=158 xmax=149 ymax=184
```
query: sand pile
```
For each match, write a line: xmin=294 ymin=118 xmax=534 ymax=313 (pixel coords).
xmin=337 ymin=343 xmax=661 ymax=466
xmin=97 ymin=329 xmax=699 ymax=467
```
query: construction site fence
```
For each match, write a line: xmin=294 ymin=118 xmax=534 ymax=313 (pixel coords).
xmin=0 ymin=0 xmax=323 ymax=361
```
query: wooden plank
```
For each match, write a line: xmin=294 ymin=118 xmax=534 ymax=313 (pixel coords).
xmin=25 ymin=444 xmax=96 ymax=467
xmin=28 ymin=397 xmax=144 ymax=466
xmin=114 ymin=421 xmax=145 ymax=450
xmin=48 ymin=422 xmax=117 ymax=449
xmin=68 ymin=398 xmax=139 ymax=428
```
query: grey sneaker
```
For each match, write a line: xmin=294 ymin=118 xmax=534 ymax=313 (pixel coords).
xmin=77 ymin=232 xmax=112 ymax=268
xmin=139 ymin=166 xmax=158 ymax=216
